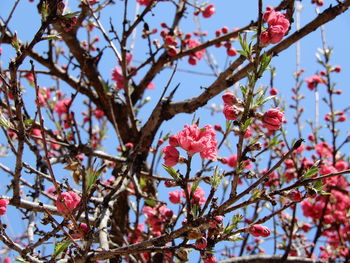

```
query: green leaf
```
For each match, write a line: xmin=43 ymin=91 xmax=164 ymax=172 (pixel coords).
xmin=240 ymin=84 xmax=247 ymax=97
xmin=24 ymin=119 xmax=34 ymax=126
xmin=86 ymin=163 xmax=105 ymax=192
xmin=63 ymin=11 xmax=80 ymax=19
xmin=237 ymin=49 xmax=248 ymax=58
xmin=53 ymin=240 xmax=71 ymax=258
xmin=41 ymin=1 xmax=48 ymax=21
xmin=225 ymin=120 xmax=232 ymax=131
xmin=318 ymin=190 xmax=331 ymax=195
xmin=15 ymin=258 xmax=29 ymax=263
xmin=313 ymin=180 xmax=323 ymax=191
xmin=226 ymin=234 xmax=244 ymax=242
xmin=139 ymin=177 xmax=147 ymax=188
xmin=42 ymin=34 xmax=62 ymax=40
xmin=144 ymin=199 xmax=156 ymax=207
xmin=211 ymin=166 xmax=222 ymax=188
xmin=191 ymin=180 xmax=200 ymax=192
xmin=250 ymin=189 xmax=261 ymax=200
xmin=303 ymin=161 xmax=320 ymax=179
xmin=232 ymin=214 xmax=243 ymax=226
xmin=241 ymin=118 xmax=251 ymax=133
xmin=268 ymin=134 xmax=282 ymax=148
xmin=224 ymin=224 xmax=234 ymax=234
xmin=162 ymin=164 xmax=180 ymax=181
xmin=0 ymin=115 xmax=11 ymax=128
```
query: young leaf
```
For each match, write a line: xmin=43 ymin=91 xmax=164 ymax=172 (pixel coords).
xmin=86 ymin=163 xmax=106 ymax=192
xmin=63 ymin=11 xmax=80 ymax=19
xmin=303 ymin=161 xmax=320 ymax=179
xmin=162 ymin=164 xmax=180 ymax=181
xmin=144 ymin=199 xmax=156 ymax=207
xmin=53 ymin=240 xmax=71 ymax=258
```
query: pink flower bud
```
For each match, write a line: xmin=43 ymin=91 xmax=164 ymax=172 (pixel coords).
xmin=288 ymin=189 xmax=303 ymax=202
xmin=262 ymin=108 xmax=284 ymax=131
xmin=334 ymin=66 xmax=341 ymax=72
xmin=301 ymin=223 xmax=311 ymax=232
xmin=223 ymin=104 xmax=239 ymax=120
xmin=249 ymin=224 xmax=271 ymax=237
xmin=222 ymin=92 xmax=237 ymax=105
xmin=221 ymin=26 xmax=229 ymax=34
xmin=269 ymin=88 xmax=278 ymax=95
xmin=227 ymin=48 xmax=237 ymax=57
xmin=162 ymin=146 xmax=179 ymax=167
xmin=204 ymin=254 xmax=217 ymax=263
xmin=214 ymin=124 xmax=222 ymax=131
xmin=202 ymin=4 xmax=215 ymax=18
xmin=195 ymin=237 xmax=207 ymax=249
xmin=0 ymin=199 xmax=8 ymax=215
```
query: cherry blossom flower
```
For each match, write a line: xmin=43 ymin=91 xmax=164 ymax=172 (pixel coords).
xmin=0 ymin=199 xmax=9 ymax=215
xmin=262 ymin=108 xmax=284 ymax=131
xmin=56 ymin=191 xmax=81 ymax=214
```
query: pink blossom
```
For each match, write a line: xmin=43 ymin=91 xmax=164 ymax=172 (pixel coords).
xmin=0 ymin=199 xmax=9 ymax=215
xmin=227 ymin=48 xmax=237 ymax=57
xmin=288 ymin=189 xmax=303 ymax=202
xmin=305 ymin=74 xmax=325 ymax=91
xmin=146 ymin=82 xmax=155 ymax=90
xmin=182 ymin=186 xmax=206 ymax=205
xmin=38 ymin=87 xmax=50 ymax=106
xmin=260 ymin=7 xmax=289 ymax=44
xmin=262 ymin=108 xmax=284 ymax=131
xmin=222 ymin=92 xmax=237 ymax=105
xmin=46 ymin=186 xmax=57 ymax=197
xmin=162 ymin=145 xmax=179 ymax=167
xmin=112 ymin=67 xmax=125 ymax=89
xmin=335 ymin=160 xmax=348 ymax=171
xmin=169 ymin=190 xmax=181 ymax=204
xmin=226 ymin=154 xmax=252 ymax=170
xmin=136 ymin=0 xmax=151 ymax=5
xmin=187 ymin=39 xmax=205 ymax=60
xmin=56 ymin=191 xmax=81 ymax=214
xmin=169 ymin=124 xmax=218 ymax=160
xmin=202 ymin=4 xmax=215 ymax=18
xmin=54 ymin=98 xmax=71 ymax=116
xmin=93 ymin=109 xmax=105 ymax=119
xmin=25 ymin=72 xmax=35 ymax=83
xmin=248 ymin=224 xmax=271 ymax=237
xmin=301 ymin=223 xmax=311 ymax=232
xmin=71 ymin=223 xmax=89 ymax=239
xmin=223 ymin=104 xmax=240 ymax=120
xmin=195 ymin=237 xmax=207 ymax=249
xmin=204 ymin=254 xmax=217 ymax=263
xmin=267 ymin=25 xmax=287 ymax=44
xmin=315 ymin=142 xmax=333 ymax=157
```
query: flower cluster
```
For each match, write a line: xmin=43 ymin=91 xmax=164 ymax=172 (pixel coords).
xmin=168 ymin=186 xmax=206 ymax=205
xmin=162 ymin=124 xmax=218 ymax=166
xmin=221 ymin=92 xmax=242 ymax=120
xmin=305 ymin=74 xmax=326 ymax=91
xmin=184 ymin=38 xmax=205 ymax=65
xmin=260 ymin=6 xmax=290 ymax=44
xmin=142 ymin=205 xmax=173 ymax=236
